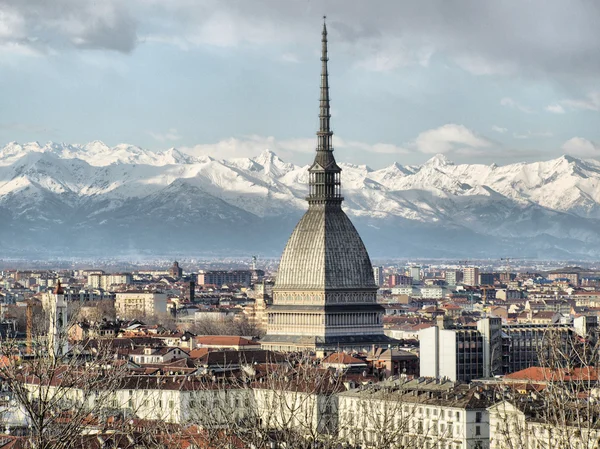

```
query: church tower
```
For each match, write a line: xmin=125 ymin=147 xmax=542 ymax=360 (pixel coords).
xmin=44 ymin=280 xmax=68 ymax=357
xmin=261 ymin=19 xmax=391 ymax=354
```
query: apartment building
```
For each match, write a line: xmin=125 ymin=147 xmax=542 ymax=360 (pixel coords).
xmin=115 ymin=291 xmax=168 ymax=316
xmin=337 ymin=378 xmax=491 ymax=449
xmin=463 ymin=268 xmax=480 ymax=286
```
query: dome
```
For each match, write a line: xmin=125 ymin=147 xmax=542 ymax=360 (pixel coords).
xmin=275 ymin=204 xmax=377 ymax=291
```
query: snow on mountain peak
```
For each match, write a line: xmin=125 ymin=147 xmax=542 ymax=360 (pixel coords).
xmin=423 ymin=153 xmax=454 ymax=167
xmin=252 ymin=149 xmax=294 ymax=177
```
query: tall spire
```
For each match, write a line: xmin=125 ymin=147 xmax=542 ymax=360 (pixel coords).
xmin=308 ymin=17 xmax=342 ymax=205
xmin=318 ymin=16 xmax=331 ymax=145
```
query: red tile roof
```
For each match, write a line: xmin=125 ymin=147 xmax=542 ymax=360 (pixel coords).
xmin=195 ymin=336 xmax=259 ymax=347
xmin=505 ymin=366 xmax=599 ymax=382
xmin=321 ymin=353 xmax=366 ymax=366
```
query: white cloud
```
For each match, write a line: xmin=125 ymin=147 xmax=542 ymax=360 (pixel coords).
xmin=561 ymin=137 xmax=600 ymax=157
xmin=545 ymin=104 xmax=565 ymax=114
xmin=414 ymin=124 xmax=492 ymax=154
xmin=562 ymin=92 xmax=600 ymax=111
xmin=500 ymin=97 xmax=534 ymax=114
xmin=149 ymin=128 xmax=182 ymax=142
xmin=492 ymin=125 xmax=507 ymax=133
xmin=180 ymin=135 xmax=407 ymax=162
xmin=512 ymin=130 xmax=553 ymax=139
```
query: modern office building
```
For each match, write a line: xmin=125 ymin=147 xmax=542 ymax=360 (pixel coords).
xmin=419 ymin=317 xmax=590 ymax=382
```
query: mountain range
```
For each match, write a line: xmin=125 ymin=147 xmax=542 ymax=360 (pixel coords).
xmin=1 ymin=141 xmax=600 ymax=260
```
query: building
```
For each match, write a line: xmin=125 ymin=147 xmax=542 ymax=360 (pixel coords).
xmin=337 ymin=379 xmax=491 ymax=449
xmin=169 ymin=261 xmax=183 ymax=279
xmin=115 ymin=291 xmax=168 ymax=317
xmin=260 ymin=22 xmax=390 ymax=353
xmin=389 ymin=274 xmax=413 ymax=287
xmin=445 ymin=270 xmax=462 ymax=286
xmin=42 ymin=281 xmax=68 ymax=356
xmin=489 ymin=399 xmax=600 ymax=449
xmin=372 ymin=266 xmax=384 ymax=287
xmin=197 ymin=270 xmax=252 ymax=287
xmin=463 ymin=267 xmax=480 ymax=286
xmin=102 ymin=273 xmax=133 ymax=290
xmin=420 ymin=317 xmax=580 ymax=382
xmin=87 ymin=273 xmax=133 ymax=290
xmin=479 ymin=272 xmax=495 ymax=286
xmin=547 ymin=269 xmax=579 ymax=286
xmin=410 ymin=266 xmax=421 ymax=282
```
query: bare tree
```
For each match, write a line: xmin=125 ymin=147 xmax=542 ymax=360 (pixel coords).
xmin=490 ymin=326 xmax=600 ymax=449
xmin=0 ymin=298 xmax=160 ymax=448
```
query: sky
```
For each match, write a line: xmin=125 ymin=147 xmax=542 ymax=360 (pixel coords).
xmin=2 ymin=0 xmax=600 ymax=168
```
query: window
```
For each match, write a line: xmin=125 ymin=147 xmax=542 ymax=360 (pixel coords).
xmin=475 ymin=412 xmax=482 ymax=423
xmin=475 ymin=425 xmax=481 ymax=436
xmin=456 ymin=411 xmax=460 ymax=419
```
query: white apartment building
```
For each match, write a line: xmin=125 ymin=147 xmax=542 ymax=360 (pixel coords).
xmin=115 ymin=291 xmax=167 ymax=316
xmin=488 ymin=400 xmax=600 ymax=449
xmin=337 ymin=379 xmax=490 ymax=449
xmin=420 ymin=286 xmax=447 ymax=299
xmin=373 ymin=266 xmax=384 ymax=287
xmin=88 ymin=273 xmax=133 ymax=290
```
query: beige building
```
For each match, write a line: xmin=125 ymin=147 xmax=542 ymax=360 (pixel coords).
xmin=463 ymin=267 xmax=480 ymax=286
xmin=115 ymin=291 xmax=167 ymax=317
xmin=88 ymin=273 xmax=133 ymax=290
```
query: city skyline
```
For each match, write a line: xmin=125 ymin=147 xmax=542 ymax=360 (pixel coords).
xmin=3 ymin=1 xmax=600 ymax=168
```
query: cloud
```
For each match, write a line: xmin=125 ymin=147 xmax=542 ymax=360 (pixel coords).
xmin=7 ymin=0 xmax=600 ymax=83
xmin=149 ymin=128 xmax=182 ymax=142
xmin=545 ymin=104 xmax=565 ymax=114
xmin=180 ymin=134 xmax=407 ymax=162
xmin=0 ymin=0 xmax=137 ymax=54
xmin=132 ymin=1 xmax=600 ymax=82
xmin=414 ymin=124 xmax=492 ymax=154
xmin=562 ymin=137 xmax=600 ymax=157
xmin=562 ymin=92 xmax=600 ymax=111
xmin=500 ymin=97 xmax=534 ymax=114
xmin=492 ymin=125 xmax=507 ymax=134
xmin=512 ymin=130 xmax=553 ymax=139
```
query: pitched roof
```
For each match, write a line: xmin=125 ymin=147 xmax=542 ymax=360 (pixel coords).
xmin=322 ymin=353 xmax=366 ymax=365
xmin=195 ymin=336 xmax=259 ymax=346
xmin=504 ymin=366 xmax=599 ymax=382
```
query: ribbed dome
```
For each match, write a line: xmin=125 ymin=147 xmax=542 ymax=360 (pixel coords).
xmin=275 ymin=204 xmax=377 ymax=291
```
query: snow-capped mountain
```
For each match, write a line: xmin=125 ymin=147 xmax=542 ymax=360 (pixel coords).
xmin=1 ymin=140 xmax=600 ymax=259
